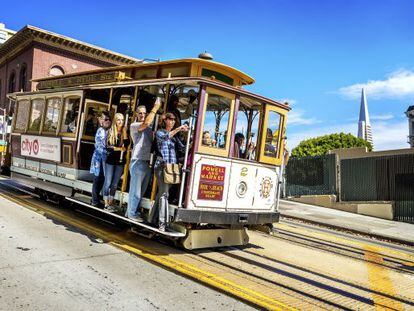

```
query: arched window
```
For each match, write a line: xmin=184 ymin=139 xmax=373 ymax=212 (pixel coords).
xmin=8 ymin=71 xmax=16 ymax=94
xmin=49 ymin=65 xmax=65 ymax=77
xmin=19 ymin=64 xmax=28 ymax=92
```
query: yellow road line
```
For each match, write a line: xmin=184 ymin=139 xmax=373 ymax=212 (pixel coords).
xmin=277 ymin=223 xmax=414 ymax=262
xmin=115 ymin=243 xmax=295 ymax=311
xmin=0 ymin=191 xmax=296 ymax=311
xmin=364 ymin=246 xmax=403 ymax=311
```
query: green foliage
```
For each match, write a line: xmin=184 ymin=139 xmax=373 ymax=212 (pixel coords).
xmin=291 ymin=133 xmax=372 ymax=158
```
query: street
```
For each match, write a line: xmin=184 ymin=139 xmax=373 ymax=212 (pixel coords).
xmin=1 ymin=180 xmax=414 ymax=310
xmin=0 ymin=191 xmax=253 ymax=311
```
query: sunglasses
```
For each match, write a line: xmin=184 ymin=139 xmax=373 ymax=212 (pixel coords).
xmin=103 ymin=118 xmax=110 ymax=121
xmin=167 ymin=118 xmax=176 ymax=121
xmin=138 ymin=112 xmax=146 ymax=115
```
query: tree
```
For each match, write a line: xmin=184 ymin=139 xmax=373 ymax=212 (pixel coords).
xmin=291 ymin=133 xmax=372 ymax=158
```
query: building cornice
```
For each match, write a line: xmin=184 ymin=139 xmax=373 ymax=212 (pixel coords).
xmin=0 ymin=25 xmax=142 ymax=67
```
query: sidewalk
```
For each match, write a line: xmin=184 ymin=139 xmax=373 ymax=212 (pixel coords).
xmin=279 ymin=199 xmax=414 ymax=245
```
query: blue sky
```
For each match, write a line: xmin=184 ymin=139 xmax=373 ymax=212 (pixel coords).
xmin=3 ymin=0 xmax=414 ymax=150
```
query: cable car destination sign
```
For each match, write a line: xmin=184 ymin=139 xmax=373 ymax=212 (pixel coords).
xmin=197 ymin=164 xmax=226 ymax=201
xmin=37 ymin=71 xmax=126 ymax=90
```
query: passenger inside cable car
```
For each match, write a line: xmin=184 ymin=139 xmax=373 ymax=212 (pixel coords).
xmin=202 ymin=131 xmax=216 ymax=147
xmin=234 ymin=133 xmax=245 ymax=158
xmin=85 ymin=107 xmax=100 ymax=137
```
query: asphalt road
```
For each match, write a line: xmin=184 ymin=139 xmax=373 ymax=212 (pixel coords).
xmin=0 ymin=195 xmax=254 ymax=311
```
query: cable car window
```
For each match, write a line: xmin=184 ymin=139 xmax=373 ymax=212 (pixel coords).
xmin=201 ymin=69 xmax=234 ymax=85
xmin=14 ymin=99 xmax=30 ymax=132
xmin=60 ymin=97 xmax=80 ymax=134
xmin=201 ymin=94 xmax=231 ymax=150
xmin=83 ymin=101 xmax=110 ymax=139
xmin=167 ymin=85 xmax=199 ymax=127
xmin=234 ymin=97 xmax=262 ymax=160
xmin=28 ymin=98 xmax=45 ymax=132
xmin=43 ymin=97 xmax=61 ymax=133
xmin=264 ymin=111 xmax=282 ymax=158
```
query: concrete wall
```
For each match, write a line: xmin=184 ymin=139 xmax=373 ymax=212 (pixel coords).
xmin=329 ymin=147 xmax=414 ymax=160
xmin=291 ymin=195 xmax=336 ymax=208
xmin=290 ymin=195 xmax=394 ymax=220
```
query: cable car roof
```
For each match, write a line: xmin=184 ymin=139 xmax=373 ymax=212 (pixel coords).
xmin=33 ymin=58 xmax=255 ymax=90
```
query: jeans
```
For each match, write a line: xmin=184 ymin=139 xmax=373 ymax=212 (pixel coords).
xmin=103 ymin=163 xmax=124 ymax=200
xmin=126 ymin=159 xmax=151 ymax=218
xmin=149 ymin=168 xmax=171 ymax=227
xmin=92 ymin=161 xmax=105 ymax=205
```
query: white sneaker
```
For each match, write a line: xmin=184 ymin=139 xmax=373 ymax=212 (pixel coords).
xmin=104 ymin=206 xmax=117 ymax=213
xmin=128 ymin=215 xmax=144 ymax=222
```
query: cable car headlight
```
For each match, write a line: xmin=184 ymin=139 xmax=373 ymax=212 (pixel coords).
xmin=236 ymin=181 xmax=248 ymax=197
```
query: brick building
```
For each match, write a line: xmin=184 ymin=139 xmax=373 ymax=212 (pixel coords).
xmin=0 ymin=24 xmax=141 ymax=114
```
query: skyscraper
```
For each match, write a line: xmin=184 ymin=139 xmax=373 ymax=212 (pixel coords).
xmin=357 ymin=88 xmax=373 ymax=147
xmin=405 ymin=105 xmax=414 ymax=148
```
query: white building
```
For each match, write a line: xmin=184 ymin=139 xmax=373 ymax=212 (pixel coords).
xmin=0 ymin=23 xmax=16 ymax=45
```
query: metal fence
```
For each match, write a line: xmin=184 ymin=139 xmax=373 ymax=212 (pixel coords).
xmin=286 ymin=153 xmax=414 ymax=223
xmin=340 ymin=154 xmax=414 ymax=223
xmin=285 ymin=154 xmax=336 ymax=197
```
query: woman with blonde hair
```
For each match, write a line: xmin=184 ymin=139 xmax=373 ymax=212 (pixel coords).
xmin=103 ymin=113 xmax=130 ymax=211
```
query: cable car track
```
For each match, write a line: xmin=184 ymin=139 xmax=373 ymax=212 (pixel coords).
xmin=1 ymin=180 xmax=413 ymax=310
xmin=272 ymin=227 xmax=414 ymax=274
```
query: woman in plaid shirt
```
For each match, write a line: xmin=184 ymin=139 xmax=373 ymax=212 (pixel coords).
xmin=150 ymin=112 xmax=188 ymax=231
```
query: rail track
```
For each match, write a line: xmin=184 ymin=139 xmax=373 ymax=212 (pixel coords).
xmin=1 ymin=178 xmax=413 ymax=310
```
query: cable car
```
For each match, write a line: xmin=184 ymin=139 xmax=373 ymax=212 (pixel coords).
xmin=7 ymin=57 xmax=290 ymax=249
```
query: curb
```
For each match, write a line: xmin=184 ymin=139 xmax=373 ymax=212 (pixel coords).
xmin=280 ymin=213 xmax=414 ymax=247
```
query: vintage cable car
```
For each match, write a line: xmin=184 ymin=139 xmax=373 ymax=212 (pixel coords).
xmin=7 ymin=57 xmax=290 ymax=249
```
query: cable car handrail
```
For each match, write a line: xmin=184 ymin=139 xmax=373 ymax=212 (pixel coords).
xmin=178 ymin=114 xmax=195 ymax=208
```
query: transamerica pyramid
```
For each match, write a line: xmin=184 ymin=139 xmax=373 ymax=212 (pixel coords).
xmin=357 ymin=88 xmax=373 ymax=147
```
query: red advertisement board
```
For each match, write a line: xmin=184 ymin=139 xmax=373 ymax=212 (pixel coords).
xmin=197 ymin=164 xmax=226 ymax=201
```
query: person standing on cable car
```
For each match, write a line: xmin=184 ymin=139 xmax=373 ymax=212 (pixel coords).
xmin=126 ymin=98 xmax=161 ymax=221
xmin=103 ymin=113 xmax=130 ymax=211
xmin=150 ymin=113 xmax=188 ymax=231
xmin=90 ymin=111 xmax=111 ymax=207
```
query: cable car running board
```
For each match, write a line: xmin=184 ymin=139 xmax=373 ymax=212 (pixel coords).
xmin=64 ymin=197 xmax=186 ymax=238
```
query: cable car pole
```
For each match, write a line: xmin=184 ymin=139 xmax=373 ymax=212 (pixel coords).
xmin=121 ymin=86 xmax=139 ymax=194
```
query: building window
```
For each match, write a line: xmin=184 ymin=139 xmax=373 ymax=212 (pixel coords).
xmin=19 ymin=64 xmax=28 ymax=92
xmin=8 ymin=71 xmax=16 ymax=93
xmin=49 ymin=65 xmax=65 ymax=77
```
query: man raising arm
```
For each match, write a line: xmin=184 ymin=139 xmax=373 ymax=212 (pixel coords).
xmin=126 ymin=98 xmax=161 ymax=221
